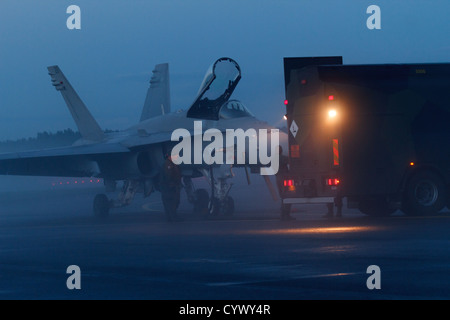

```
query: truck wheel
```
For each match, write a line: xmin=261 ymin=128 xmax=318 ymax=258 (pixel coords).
xmin=358 ymin=197 xmax=396 ymax=217
xmin=403 ymin=171 xmax=446 ymax=216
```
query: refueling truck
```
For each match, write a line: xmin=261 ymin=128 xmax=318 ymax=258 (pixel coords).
xmin=281 ymin=56 xmax=450 ymax=216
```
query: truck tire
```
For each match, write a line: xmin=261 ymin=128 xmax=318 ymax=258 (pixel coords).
xmin=358 ymin=197 xmax=396 ymax=217
xmin=402 ymin=171 xmax=446 ymax=216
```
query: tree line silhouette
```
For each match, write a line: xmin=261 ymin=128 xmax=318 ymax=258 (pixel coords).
xmin=0 ymin=128 xmax=116 ymax=153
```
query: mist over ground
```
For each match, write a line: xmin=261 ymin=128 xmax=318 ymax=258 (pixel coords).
xmin=1 ymin=1 xmax=449 ymax=140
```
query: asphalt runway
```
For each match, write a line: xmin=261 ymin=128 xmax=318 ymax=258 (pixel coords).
xmin=1 ymin=176 xmax=450 ymax=300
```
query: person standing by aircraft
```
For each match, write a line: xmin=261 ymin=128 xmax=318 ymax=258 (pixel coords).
xmin=160 ymin=154 xmax=182 ymax=221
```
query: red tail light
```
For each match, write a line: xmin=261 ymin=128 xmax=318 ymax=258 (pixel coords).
xmin=284 ymin=179 xmax=294 ymax=187
xmin=327 ymin=178 xmax=340 ymax=186
xmin=283 ymin=179 xmax=296 ymax=191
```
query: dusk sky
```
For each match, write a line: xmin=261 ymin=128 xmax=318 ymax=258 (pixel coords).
xmin=0 ymin=0 xmax=449 ymax=140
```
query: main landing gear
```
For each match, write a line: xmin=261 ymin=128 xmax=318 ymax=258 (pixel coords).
xmin=93 ymin=179 xmax=141 ymax=218
xmin=184 ymin=166 xmax=235 ymax=218
xmin=92 ymin=166 xmax=236 ymax=220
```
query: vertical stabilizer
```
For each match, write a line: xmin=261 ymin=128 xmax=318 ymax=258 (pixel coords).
xmin=47 ymin=66 xmax=105 ymax=142
xmin=140 ymin=63 xmax=171 ymax=121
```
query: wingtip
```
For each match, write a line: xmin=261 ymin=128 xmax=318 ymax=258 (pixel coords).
xmin=47 ymin=65 xmax=60 ymax=74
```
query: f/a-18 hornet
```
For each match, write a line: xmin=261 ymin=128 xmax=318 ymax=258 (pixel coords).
xmin=0 ymin=57 xmax=287 ymax=219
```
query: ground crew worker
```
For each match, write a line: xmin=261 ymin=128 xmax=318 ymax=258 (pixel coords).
xmin=160 ymin=154 xmax=182 ymax=222
xmin=276 ymin=146 xmax=295 ymax=221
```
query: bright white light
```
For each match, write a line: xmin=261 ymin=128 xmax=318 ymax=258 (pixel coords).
xmin=283 ymin=115 xmax=287 ymax=120
xmin=328 ymin=109 xmax=337 ymax=118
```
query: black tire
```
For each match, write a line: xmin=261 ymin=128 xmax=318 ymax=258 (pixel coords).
xmin=223 ymin=196 xmax=235 ymax=216
xmin=193 ymin=188 xmax=209 ymax=218
xmin=161 ymin=187 xmax=181 ymax=221
xmin=93 ymin=194 xmax=110 ymax=218
xmin=402 ymin=171 xmax=446 ymax=216
xmin=209 ymin=197 xmax=220 ymax=216
xmin=358 ymin=197 xmax=396 ymax=217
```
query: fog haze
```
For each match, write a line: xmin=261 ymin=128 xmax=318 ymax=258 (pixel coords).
xmin=1 ymin=0 xmax=449 ymax=140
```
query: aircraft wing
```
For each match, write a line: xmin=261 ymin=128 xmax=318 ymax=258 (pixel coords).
xmin=0 ymin=143 xmax=130 ymax=178
xmin=0 ymin=128 xmax=178 ymax=179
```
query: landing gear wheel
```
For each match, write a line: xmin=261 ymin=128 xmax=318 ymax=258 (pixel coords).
xmin=161 ymin=187 xmax=181 ymax=222
xmin=93 ymin=194 xmax=110 ymax=218
xmin=402 ymin=171 xmax=446 ymax=216
xmin=209 ymin=197 xmax=220 ymax=216
xmin=193 ymin=188 xmax=210 ymax=218
xmin=208 ymin=196 xmax=235 ymax=216
xmin=223 ymin=196 xmax=235 ymax=216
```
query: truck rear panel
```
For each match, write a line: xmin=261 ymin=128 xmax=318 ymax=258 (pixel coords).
xmin=282 ymin=57 xmax=450 ymax=214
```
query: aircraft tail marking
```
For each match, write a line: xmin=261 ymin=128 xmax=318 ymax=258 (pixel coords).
xmin=140 ymin=63 xmax=170 ymax=122
xmin=47 ymin=66 xmax=105 ymax=142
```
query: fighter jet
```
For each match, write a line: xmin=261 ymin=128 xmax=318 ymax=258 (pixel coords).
xmin=0 ymin=57 xmax=287 ymax=219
